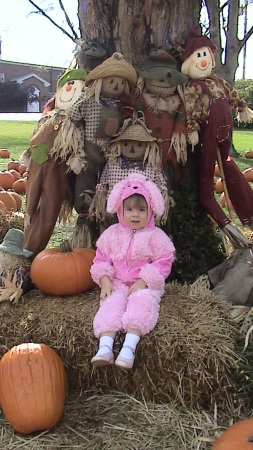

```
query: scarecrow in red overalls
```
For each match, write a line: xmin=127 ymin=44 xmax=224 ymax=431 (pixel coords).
xmin=181 ymin=25 xmax=253 ymax=247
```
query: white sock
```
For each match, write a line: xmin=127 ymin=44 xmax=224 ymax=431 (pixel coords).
xmin=96 ymin=335 xmax=114 ymax=356
xmin=120 ymin=333 xmax=140 ymax=359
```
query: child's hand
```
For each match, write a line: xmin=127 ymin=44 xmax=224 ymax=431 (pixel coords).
xmin=100 ymin=276 xmax=113 ymax=300
xmin=129 ymin=278 xmax=147 ymax=295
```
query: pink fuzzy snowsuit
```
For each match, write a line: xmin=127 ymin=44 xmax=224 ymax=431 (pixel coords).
xmin=90 ymin=173 xmax=175 ymax=338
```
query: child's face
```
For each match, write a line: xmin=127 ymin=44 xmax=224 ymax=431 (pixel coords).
xmin=123 ymin=196 xmax=148 ymax=230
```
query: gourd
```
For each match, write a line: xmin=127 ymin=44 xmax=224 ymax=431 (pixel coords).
xmin=0 ymin=343 xmax=67 ymax=435
xmin=212 ymin=418 xmax=253 ymax=449
xmin=30 ymin=242 xmax=96 ymax=295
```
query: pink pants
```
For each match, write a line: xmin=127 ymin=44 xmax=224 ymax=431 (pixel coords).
xmin=93 ymin=279 xmax=163 ymax=338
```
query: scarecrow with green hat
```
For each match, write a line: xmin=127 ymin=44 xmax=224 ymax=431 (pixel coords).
xmin=135 ymin=49 xmax=188 ymax=187
xmin=67 ymin=52 xmax=137 ymax=248
xmin=89 ymin=113 xmax=170 ymax=231
xmin=0 ymin=229 xmax=32 ymax=303
xmin=23 ymin=68 xmax=88 ymax=258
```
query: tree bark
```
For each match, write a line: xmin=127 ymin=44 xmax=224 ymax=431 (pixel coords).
xmin=78 ymin=0 xmax=202 ymax=65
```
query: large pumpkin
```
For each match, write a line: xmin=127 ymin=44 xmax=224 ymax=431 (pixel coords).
xmin=30 ymin=243 xmax=96 ymax=295
xmin=0 ymin=343 xmax=67 ymax=435
xmin=212 ymin=418 xmax=253 ymax=449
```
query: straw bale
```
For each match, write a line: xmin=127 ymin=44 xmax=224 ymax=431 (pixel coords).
xmin=0 ymin=283 xmax=239 ymax=410
xmin=0 ymin=390 xmax=245 ymax=450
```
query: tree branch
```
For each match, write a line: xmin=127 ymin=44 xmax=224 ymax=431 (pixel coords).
xmin=26 ymin=0 xmax=79 ymax=43
xmin=58 ymin=0 xmax=79 ymax=40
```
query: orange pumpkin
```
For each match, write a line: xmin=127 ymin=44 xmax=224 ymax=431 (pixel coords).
xmin=215 ymin=177 xmax=224 ymax=194
xmin=9 ymin=168 xmax=20 ymax=181
xmin=0 ymin=200 xmax=7 ymax=211
xmin=8 ymin=160 xmax=20 ymax=171
xmin=0 ymin=343 xmax=67 ymax=435
xmin=12 ymin=178 xmax=27 ymax=194
xmin=0 ymin=148 xmax=10 ymax=158
xmin=0 ymin=190 xmax=17 ymax=211
xmin=0 ymin=171 xmax=15 ymax=190
xmin=7 ymin=190 xmax=22 ymax=210
xmin=30 ymin=244 xmax=96 ymax=295
xmin=243 ymin=168 xmax=253 ymax=182
xmin=214 ymin=164 xmax=220 ymax=176
xmin=220 ymin=192 xmax=233 ymax=210
xmin=19 ymin=163 xmax=28 ymax=176
xmin=212 ymin=418 xmax=253 ymax=449
xmin=245 ymin=151 xmax=253 ymax=159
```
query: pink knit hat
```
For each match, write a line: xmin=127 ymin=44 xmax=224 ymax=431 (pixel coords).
xmin=107 ymin=173 xmax=164 ymax=217
xmin=182 ymin=25 xmax=216 ymax=62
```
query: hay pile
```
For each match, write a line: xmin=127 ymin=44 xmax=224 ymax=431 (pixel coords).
xmin=0 ymin=282 xmax=239 ymax=411
xmin=0 ymin=390 xmax=242 ymax=450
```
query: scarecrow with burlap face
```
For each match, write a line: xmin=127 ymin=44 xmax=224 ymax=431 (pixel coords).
xmin=68 ymin=52 xmax=137 ymax=248
xmin=89 ymin=114 xmax=170 ymax=231
xmin=23 ymin=69 xmax=87 ymax=258
xmin=135 ymin=50 xmax=188 ymax=188
xmin=181 ymin=25 xmax=253 ymax=246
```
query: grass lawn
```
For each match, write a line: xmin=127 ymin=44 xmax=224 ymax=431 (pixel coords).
xmin=0 ymin=121 xmax=252 ymax=244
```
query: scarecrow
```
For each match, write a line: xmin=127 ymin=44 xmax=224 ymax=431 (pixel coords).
xmin=135 ymin=50 xmax=188 ymax=188
xmin=89 ymin=114 xmax=170 ymax=231
xmin=68 ymin=52 xmax=137 ymax=248
xmin=23 ymin=68 xmax=87 ymax=258
xmin=0 ymin=229 xmax=32 ymax=303
xmin=181 ymin=25 xmax=253 ymax=247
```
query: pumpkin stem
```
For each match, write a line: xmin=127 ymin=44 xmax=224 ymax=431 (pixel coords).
xmin=60 ymin=240 xmax=73 ymax=253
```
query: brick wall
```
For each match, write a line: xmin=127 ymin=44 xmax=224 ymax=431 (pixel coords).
xmin=0 ymin=60 xmax=65 ymax=112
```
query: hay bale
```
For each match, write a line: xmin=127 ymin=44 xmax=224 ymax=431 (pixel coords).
xmin=0 ymin=390 xmax=229 ymax=449
xmin=0 ymin=282 xmax=239 ymax=409
xmin=0 ymin=390 xmax=241 ymax=449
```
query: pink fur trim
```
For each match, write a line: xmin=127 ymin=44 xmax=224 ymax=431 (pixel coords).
xmin=107 ymin=172 xmax=164 ymax=216
xmin=90 ymin=262 xmax=115 ymax=285
xmin=139 ymin=264 xmax=165 ymax=291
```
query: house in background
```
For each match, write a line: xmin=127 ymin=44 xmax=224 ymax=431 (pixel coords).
xmin=0 ymin=59 xmax=65 ymax=112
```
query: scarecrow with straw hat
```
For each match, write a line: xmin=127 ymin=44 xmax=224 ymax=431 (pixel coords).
xmin=135 ymin=49 xmax=188 ymax=188
xmin=89 ymin=113 xmax=170 ymax=231
xmin=181 ymin=25 xmax=253 ymax=248
xmin=23 ymin=68 xmax=87 ymax=258
xmin=68 ymin=52 xmax=137 ymax=248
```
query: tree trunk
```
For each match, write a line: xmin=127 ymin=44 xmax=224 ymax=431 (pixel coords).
xmin=78 ymin=0 xmax=202 ymax=64
xmin=77 ymin=0 xmax=226 ymax=283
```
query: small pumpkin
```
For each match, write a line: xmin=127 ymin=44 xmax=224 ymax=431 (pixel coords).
xmin=215 ymin=177 xmax=224 ymax=194
xmin=243 ymin=168 xmax=253 ymax=183
xmin=220 ymin=192 xmax=233 ymax=210
xmin=212 ymin=418 xmax=253 ymax=449
xmin=214 ymin=164 xmax=220 ymax=176
xmin=8 ymin=160 xmax=20 ymax=171
xmin=9 ymin=168 xmax=20 ymax=181
xmin=245 ymin=151 xmax=253 ymax=159
xmin=0 ymin=171 xmax=15 ymax=190
xmin=0 ymin=190 xmax=17 ymax=211
xmin=7 ymin=190 xmax=22 ymax=210
xmin=19 ymin=163 xmax=28 ymax=176
xmin=12 ymin=177 xmax=27 ymax=194
xmin=0 ymin=343 xmax=67 ymax=435
xmin=0 ymin=148 xmax=10 ymax=158
xmin=0 ymin=199 xmax=7 ymax=211
xmin=30 ymin=242 xmax=96 ymax=295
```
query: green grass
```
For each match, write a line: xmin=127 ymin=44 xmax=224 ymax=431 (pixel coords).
xmin=0 ymin=121 xmax=252 ymax=245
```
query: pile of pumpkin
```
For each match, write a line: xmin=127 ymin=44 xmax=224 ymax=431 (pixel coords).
xmin=214 ymin=163 xmax=253 ymax=210
xmin=0 ymin=156 xmax=28 ymax=212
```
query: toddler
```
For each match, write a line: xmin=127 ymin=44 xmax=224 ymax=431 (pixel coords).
xmin=90 ymin=173 xmax=175 ymax=369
